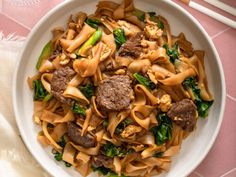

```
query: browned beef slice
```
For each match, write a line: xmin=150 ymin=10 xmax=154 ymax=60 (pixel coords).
xmin=91 ymin=155 xmax=113 ymax=169
xmin=167 ymin=99 xmax=197 ymax=132
xmin=67 ymin=122 xmax=96 ymax=148
xmin=96 ymin=75 xmax=132 ymax=111
xmin=118 ymin=32 xmax=143 ymax=58
xmin=51 ymin=66 xmax=75 ymax=105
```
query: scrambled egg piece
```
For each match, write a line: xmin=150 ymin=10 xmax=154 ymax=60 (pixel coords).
xmin=140 ymin=39 xmax=157 ymax=50
xmin=130 ymin=144 xmax=145 ymax=152
xmin=117 ymin=20 xmax=141 ymax=37
xmin=144 ymin=20 xmax=163 ymax=40
xmin=59 ymin=53 xmax=70 ymax=65
xmin=159 ymin=94 xmax=172 ymax=112
xmin=100 ymin=44 xmax=112 ymax=61
xmin=147 ymin=69 xmax=158 ymax=84
xmin=121 ymin=125 xmax=142 ymax=138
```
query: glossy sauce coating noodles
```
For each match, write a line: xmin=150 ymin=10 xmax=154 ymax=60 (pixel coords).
xmin=28 ymin=0 xmax=213 ymax=176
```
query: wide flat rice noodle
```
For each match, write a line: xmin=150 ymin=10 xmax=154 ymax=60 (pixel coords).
xmin=62 ymin=143 xmax=77 ymax=166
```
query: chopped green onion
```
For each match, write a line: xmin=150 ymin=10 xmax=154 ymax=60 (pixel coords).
xmin=33 ymin=80 xmax=48 ymax=101
xmin=85 ymin=18 xmax=101 ymax=29
xmin=113 ymin=28 xmax=126 ymax=49
xmin=77 ymin=30 xmax=102 ymax=56
xmin=43 ymin=93 xmax=53 ymax=102
xmin=133 ymin=73 xmax=156 ymax=90
xmin=71 ymin=103 xmax=86 ymax=117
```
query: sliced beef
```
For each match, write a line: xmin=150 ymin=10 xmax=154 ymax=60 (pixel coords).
xmin=67 ymin=122 xmax=96 ymax=148
xmin=118 ymin=32 xmax=144 ymax=58
xmin=51 ymin=66 xmax=75 ymax=105
xmin=96 ymin=75 xmax=132 ymax=112
xmin=91 ymin=155 xmax=113 ymax=169
xmin=167 ymin=99 xmax=197 ymax=132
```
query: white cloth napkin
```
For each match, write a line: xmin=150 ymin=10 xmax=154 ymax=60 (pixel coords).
xmin=0 ymin=37 xmax=50 ymax=177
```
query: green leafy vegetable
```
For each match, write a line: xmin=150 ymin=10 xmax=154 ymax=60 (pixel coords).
xmin=79 ymin=84 xmax=95 ymax=99
xmin=108 ymin=173 xmax=127 ymax=177
xmin=102 ymin=142 xmax=130 ymax=158
xmin=52 ymin=149 xmax=71 ymax=167
xmin=183 ymin=77 xmax=201 ymax=101
xmin=113 ymin=28 xmax=126 ymax=49
xmin=148 ymin=12 xmax=159 ymax=24
xmin=85 ymin=18 xmax=101 ymax=29
xmin=153 ymin=152 xmax=164 ymax=158
xmin=65 ymin=162 xmax=72 ymax=167
xmin=148 ymin=12 xmax=156 ymax=17
xmin=43 ymin=93 xmax=53 ymax=102
xmin=151 ymin=113 xmax=172 ymax=145
xmin=33 ymin=80 xmax=48 ymax=100
xmin=71 ymin=103 xmax=86 ymax=117
xmin=92 ymin=166 xmax=112 ymax=175
xmin=157 ymin=21 xmax=164 ymax=30
xmin=148 ymin=12 xmax=164 ymax=29
xmin=115 ymin=118 xmax=133 ymax=134
xmin=36 ymin=41 xmax=52 ymax=70
xmin=183 ymin=77 xmax=197 ymax=90
xmin=133 ymin=73 xmax=156 ymax=90
xmin=132 ymin=10 xmax=164 ymax=30
xmin=58 ymin=136 xmax=66 ymax=148
xmin=92 ymin=166 xmax=128 ymax=177
xmin=34 ymin=81 xmax=52 ymax=102
xmin=163 ymin=43 xmax=179 ymax=63
xmin=77 ymin=30 xmax=102 ymax=56
xmin=132 ymin=9 xmax=145 ymax=22
xmin=197 ymin=101 xmax=213 ymax=118
xmin=54 ymin=151 xmax=63 ymax=161
xmin=53 ymin=151 xmax=71 ymax=167
xmin=183 ymin=77 xmax=213 ymax=118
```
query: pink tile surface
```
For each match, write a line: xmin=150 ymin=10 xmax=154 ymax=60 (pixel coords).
xmin=191 ymin=98 xmax=236 ymax=177
xmin=1 ymin=0 xmax=63 ymax=34
xmin=0 ymin=0 xmax=236 ymax=177
xmin=0 ymin=13 xmax=29 ymax=36
xmin=213 ymin=28 xmax=236 ymax=97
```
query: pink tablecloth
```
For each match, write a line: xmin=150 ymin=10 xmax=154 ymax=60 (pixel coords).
xmin=1 ymin=0 xmax=235 ymax=177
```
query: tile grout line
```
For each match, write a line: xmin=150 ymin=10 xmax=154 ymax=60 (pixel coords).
xmin=211 ymin=27 xmax=231 ymax=39
xmin=193 ymin=171 xmax=205 ymax=177
xmin=1 ymin=12 xmax=31 ymax=31
xmin=220 ymin=167 xmax=236 ymax=177
xmin=227 ymin=94 xmax=236 ymax=102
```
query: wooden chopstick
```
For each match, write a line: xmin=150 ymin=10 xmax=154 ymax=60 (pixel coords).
xmin=180 ymin=0 xmax=236 ymax=29
xmin=203 ymin=0 xmax=236 ymax=16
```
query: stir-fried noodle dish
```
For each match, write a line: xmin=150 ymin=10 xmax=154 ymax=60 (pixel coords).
xmin=28 ymin=0 xmax=214 ymax=176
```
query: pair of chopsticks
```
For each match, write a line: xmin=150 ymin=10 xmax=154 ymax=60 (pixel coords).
xmin=180 ymin=0 xmax=236 ymax=29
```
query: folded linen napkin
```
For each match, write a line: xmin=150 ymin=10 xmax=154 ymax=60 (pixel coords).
xmin=0 ymin=36 xmax=50 ymax=177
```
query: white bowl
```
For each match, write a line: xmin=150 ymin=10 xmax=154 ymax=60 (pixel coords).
xmin=13 ymin=0 xmax=226 ymax=177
